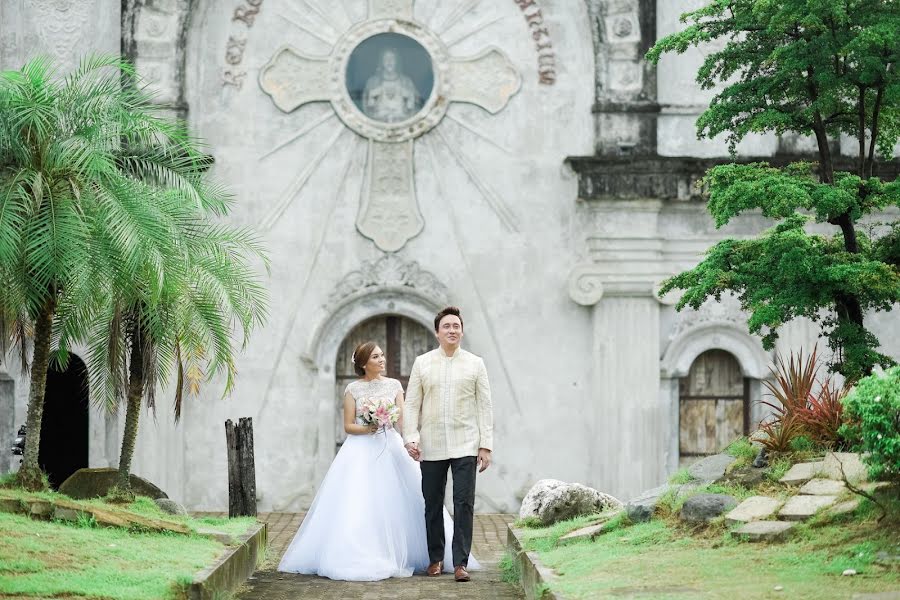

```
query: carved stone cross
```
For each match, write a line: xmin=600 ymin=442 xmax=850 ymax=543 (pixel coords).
xmin=260 ymin=0 xmax=520 ymax=251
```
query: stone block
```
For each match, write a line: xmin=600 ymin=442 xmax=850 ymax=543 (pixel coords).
xmin=823 ymin=452 xmax=868 ymax=483
xmin=778 ymin=495 xmax=838 ymax=521
xmin=731 ymin=520 xmax=795 ymax=542
xmin=53 ymin=507 xmax=82 ymax=522
xmin=779 ymin=461 xmax=824 ymax=485
xmin=687 ymin=453 xmax=735 ymax=483
xmin=680 ymin=493 xmax=738 ymax=523
xmin=826 ymin=499 xmax=861 ymax=517
xmin=725 ymin=496 xmax=783 ymax=524
xmin=799 ymin=479 xmax=846 ymax=496
xmin=28 ymin=499 xmax=52 ymax=519
xmin=0 ymin=497 xmax=23 ymax=514
xmin=558 ymin=522 xmax=607 ymax=545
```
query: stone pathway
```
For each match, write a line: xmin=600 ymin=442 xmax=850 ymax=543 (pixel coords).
xmin=226 ymin=512 xmax=523 ymax=600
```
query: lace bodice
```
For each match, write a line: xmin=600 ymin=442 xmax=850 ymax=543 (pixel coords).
xmin=344 ymin=378 xmax=403 ymax=422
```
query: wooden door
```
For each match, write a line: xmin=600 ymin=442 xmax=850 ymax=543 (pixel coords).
xmin=679 ymin=349 xmax=749 ymax=464
xmin=334 ymin=315 xmax=433 ymax=449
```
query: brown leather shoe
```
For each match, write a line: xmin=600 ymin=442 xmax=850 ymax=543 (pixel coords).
xmin=454 ymin=566 xmax=470 ymax=582
xmin=426 ymin=561 xmax=442 ymax=577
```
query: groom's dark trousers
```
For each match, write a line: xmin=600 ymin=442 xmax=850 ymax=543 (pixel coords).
xmin=421 ymin=456 xmax=477 ymax=568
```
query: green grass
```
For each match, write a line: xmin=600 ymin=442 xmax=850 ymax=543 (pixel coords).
xmin=0 ymin=487 xmax=257 ymax=539
xmin=668 ymin=468 xmax=695 ymax=484
xmin=499 ymin=551 xmax=521 ymax=585
xmin=767 ymin=455 xmax=794 ymax=482
xmin=724 ymin=437 xmax=759 ymax=471
xmin=519 ymin=497 xmax=900 ymax=600
xmin=0 ymin=512 xmax=225 ymax=600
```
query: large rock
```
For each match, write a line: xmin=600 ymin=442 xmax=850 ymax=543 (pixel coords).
xmin=679 ymin=493 xmax=738 ymax=523
xmin=625 ymin=483 xmax=698 ymax=523
xmin=519 ymin=479 xmax=622 ymax=526
xmin=59 ymin=468 xmax=167 ymax=500
xmin=687 ymin=454 xmax=736 ymax=483
xmin=154 ymin=498 xmax=188 ymax=516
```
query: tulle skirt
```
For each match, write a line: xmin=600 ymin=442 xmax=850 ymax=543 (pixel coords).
xmin=277 ymin=427 xmax=479 ymax=581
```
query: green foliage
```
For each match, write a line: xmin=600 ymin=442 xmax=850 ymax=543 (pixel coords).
xmin=790 ymin=435 xmax=818 ymax=453
xmin=758 ymin=414 xmax=807 ymax=452
xmin=515 ymin=515 xmax=543 ymax=528
xmin=499 ymin=551 xmax=520 ymax=584
xmin=668 ymin=468 xmax=694 ymax=484
xmin=840 ymin=367 xmax=900 ymax=482
xmin=767 ymin=455 xmax=794 ymax=482
xmin=649 ymin=1 xmax=900 ymax=381
xmin=646 ymin=1 xmax=900 ymax=155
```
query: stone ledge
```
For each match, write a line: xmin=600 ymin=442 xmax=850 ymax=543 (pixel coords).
xmin=508 ymin=525 xmax=566 ymax=600
xmin=188 ymin=522 xmax=267 ymax=600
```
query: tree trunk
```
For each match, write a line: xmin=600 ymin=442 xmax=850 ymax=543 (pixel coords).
xmin=117 ymin=323 xmax=144 ymax=492
xmin=225 ymin=417 xmax=257 ymax=517
xmin=16 ymin=298 xmax=56 ymax=491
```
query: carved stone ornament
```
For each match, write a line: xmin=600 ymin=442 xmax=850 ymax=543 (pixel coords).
xmin=567 ymin=263 xmax=605 ymax=307
xmin=258 ymin=0 xmax=521 ymax=252
xmin=326 ymin=254 xmax=450 ymax=307
xmin=668 ymin=294 xmax=747 ymax=341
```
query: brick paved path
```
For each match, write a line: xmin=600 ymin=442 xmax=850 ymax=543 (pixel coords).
xmin=234 ymin=512 xmax=524 ymax=600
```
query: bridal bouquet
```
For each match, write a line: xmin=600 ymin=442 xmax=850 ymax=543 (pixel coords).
xmin=357 ymin=397 xmax=400 ymax=431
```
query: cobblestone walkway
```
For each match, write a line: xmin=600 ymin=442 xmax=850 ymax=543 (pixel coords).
xmin=234 ymin=512 xmax=524 ymax=600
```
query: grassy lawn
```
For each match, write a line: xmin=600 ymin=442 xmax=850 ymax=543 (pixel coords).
xmin=0 ymin=490 xmax=260 ymax=600
xmin=513 ymin=497 xmax=900 ymax=600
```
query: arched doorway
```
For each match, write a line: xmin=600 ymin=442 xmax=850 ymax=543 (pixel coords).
xmin=39 ymin=355 xmax=89 ymax=488
xmin=678 ymin=349 xmax=749 ymax=465
xmin=334 ymin=315 xmax=433 ymax=450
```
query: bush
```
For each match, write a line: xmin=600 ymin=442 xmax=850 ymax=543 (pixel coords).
xmin=840 ymin=367 xmax=900 ymax=483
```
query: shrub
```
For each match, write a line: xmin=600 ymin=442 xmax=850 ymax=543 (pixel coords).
xmin=795 ymin=377 xmax=848 ymax=448
xmin=840 ymin=367 xmax=900 ymax=483
xmin=757 ymin=414 xmax=806 ymax=452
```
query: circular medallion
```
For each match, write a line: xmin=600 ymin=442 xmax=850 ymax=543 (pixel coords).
xmin=330 ymin=20 xmax=450 ymax=142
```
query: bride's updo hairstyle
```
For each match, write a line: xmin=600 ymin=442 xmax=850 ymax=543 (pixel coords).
xmin=352 ymin=341 xmax=378 ymax=377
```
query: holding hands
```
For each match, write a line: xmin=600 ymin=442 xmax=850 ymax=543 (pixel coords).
xmin=404 ymin=442 xmax=421 ymax=461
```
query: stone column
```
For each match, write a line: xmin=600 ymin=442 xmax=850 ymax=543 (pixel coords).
xmin=571 ymin=270 xmax=665 ymax=501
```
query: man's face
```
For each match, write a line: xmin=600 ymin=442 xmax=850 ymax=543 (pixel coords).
xmin=436 ymin=315 xmax=463 ymax=347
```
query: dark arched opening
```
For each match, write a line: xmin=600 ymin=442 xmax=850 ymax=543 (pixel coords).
xmin=39 ymin=354 xmax=89 ymax=488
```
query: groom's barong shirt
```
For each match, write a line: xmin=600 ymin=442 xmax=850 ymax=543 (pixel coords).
xmin=403 ymin=347 xmax=493 ymax=460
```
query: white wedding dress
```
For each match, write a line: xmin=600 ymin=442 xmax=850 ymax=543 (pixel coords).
xmin=277 ymin=378 xmax=479 ymax=581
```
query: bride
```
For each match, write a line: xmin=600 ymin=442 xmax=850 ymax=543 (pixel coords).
xmin=277 ymin=341 xmax=479 ymax=581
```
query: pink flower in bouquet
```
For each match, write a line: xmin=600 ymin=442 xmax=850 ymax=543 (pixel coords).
xmin=374 ymin=405 xmax=390 ymax=426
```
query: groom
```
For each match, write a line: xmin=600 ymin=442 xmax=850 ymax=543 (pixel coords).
xmin=403 ymin=306 xmax=494 ymax=583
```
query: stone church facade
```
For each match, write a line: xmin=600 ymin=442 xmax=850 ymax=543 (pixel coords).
xmin=1 ymin=0 xmax=897 ymax=511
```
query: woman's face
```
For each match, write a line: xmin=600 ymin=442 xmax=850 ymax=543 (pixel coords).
xmin=366 ymin=346 xmax=387 ymax=374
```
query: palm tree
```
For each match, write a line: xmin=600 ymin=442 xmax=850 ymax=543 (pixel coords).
xmin=83 ymin=214 xmax=268 ymax=499
xmin=0 ymin=55 xmax=245 ymax=491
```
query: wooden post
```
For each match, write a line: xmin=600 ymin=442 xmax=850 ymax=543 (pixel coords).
xmin=225 ymin=417 xmax=257 ymax=517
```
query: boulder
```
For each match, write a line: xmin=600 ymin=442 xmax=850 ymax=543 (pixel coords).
xmin=519 ymin=479 xmax=622 ymax=526
xmin=722 ymin=465 xmax=766 ymax=488
xmin=154 ymin=498 xmax=188 ymax=516
xmin=679 ymin=493 xmax=738 ymax=523
xmin=625 ymin=484 xmax=669 ymax=523
xmin=687 ymin=454 xmax=736 ymax=483
xmin=59 ymin=468 xmax=167 ymax=500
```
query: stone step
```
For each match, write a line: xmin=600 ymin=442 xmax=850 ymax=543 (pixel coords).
xmin=731 ymin=520 xmax=795 ymax=542
xmin=778 ymin=494 xmax=838 ymax=521
xmin=779 ymin=461 xmax=825 ymax=485
xmin=725 ymin=496 xmax=783 ymax=524
xmin=799 ymin=478 xmax=846 ymax=496
xmin=826 ymin=499 xmax=861 ymax=517
xmin=822 ymin=452 xmax=867 ymax=483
